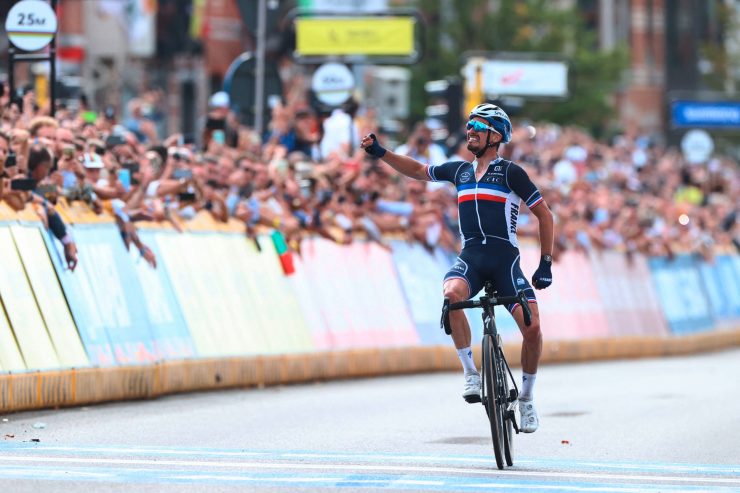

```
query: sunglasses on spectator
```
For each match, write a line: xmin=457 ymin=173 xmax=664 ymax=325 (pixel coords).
xmin=466 ymin=120 xmax=499 ymax=134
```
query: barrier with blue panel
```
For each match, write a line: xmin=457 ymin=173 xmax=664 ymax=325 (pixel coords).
xmin=2 ymin=195 xmax=739 ymax=378
xmin=648 ymin=255 xmax=714 ymax=334
xmin=698 ymin=255 xmax=740 ymax=323
xmin=130 ymin=230 xmax=196 ymax=359
xmin=45 ymin=225 xmax=159 ymax=365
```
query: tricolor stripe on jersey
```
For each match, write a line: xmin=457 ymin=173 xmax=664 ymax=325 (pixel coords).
xmin=457 ymin=183 xmax=510 ymax=204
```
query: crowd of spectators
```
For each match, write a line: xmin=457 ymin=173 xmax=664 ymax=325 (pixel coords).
xmin=0 ymin=82 xmax=738 ymax=273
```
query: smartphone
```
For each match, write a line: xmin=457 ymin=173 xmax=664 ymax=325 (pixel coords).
xmin=122 ymin=161 xmax=140 ymax=173
xmin=205 ymin=117 xmax=226 ymax=130
xmin=212 ymin=130 xmax=225 ymax=145
xmin=5 ymin=151 xmax=17 ymax=168
xmin=105 ymin=135 xmax=126 ymax=148
xmin=172 ymin=168 xmax=193 ymax=180
xmin=178 ymin=192 xmax=197 ymax=202
xmin=118 ymin=168 xmax=132 ymax=192
xmin=10 ymin=178 xmax=36 ymax=191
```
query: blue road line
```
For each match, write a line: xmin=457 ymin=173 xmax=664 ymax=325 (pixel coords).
xmin=0 ymin=464 xmax=732 ymax=492
xmin=1 ymin=442 xmax=738 ymax=477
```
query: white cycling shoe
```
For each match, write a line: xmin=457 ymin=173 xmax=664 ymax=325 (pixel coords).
xmin=462 ymin=373 xmax=482 ymax=403
xmin=519 ymin=398 xmax=539 ymax=433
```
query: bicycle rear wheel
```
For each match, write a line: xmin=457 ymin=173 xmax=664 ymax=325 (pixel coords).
xmin=482 ymin=334 xmax=505 ymax=469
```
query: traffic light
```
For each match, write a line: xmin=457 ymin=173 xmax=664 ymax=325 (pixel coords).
xmin=424 ymin=76 xmax=463 ymax=141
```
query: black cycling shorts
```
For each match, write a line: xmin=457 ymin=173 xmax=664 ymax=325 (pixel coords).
xmin=444 ymin=243 xmax=536 ymax=314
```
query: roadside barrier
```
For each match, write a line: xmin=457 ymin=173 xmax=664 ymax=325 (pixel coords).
xmin=0 ymin=203 xmax=738 ymax=412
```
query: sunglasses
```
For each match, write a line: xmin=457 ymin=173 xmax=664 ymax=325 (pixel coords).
xmin=466 ymin=120 xmax=499 ymax=134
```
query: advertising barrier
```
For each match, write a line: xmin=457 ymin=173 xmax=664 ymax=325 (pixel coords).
xmin=521 ymin=246 xmax=611 ymax=339
xmin=46 ymin=225 xmax=158 ymax=365
xmin=0 ymin=284 xmax=26 ymax=372
xmin=589 ymin=251 xmax=668 ymax=337
xmin=390 ymin=241 xmax=450 ymax=345
xmin=297 ymin=238 xmax=418 ymax=349
xmin=649 ymin=255 xmax=714 ymax=334
xmin=0 ymin=198 xmax=737 ymax=383
xmin=0 ymin=226 xmax=61 ymax=370
xmin=698 ymin=255 xmax=740 ymax=324
xmin=11 ymin=225 xmax=89 ymax=368
xmin=155 ymin=232 xmax=250 ymax=357
xmin=131 ymin=230 xmax=196 ymax=360
xmin=154 ymin=232 xmax=314 ymax=356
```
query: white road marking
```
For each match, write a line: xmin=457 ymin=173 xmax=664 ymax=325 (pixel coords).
xmin=19 ymin=446 xmax=740 ymax=474
xmin=1 ymin=455 xmax=737 ymax=485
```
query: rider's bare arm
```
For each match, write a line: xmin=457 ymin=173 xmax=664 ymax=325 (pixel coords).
xmin=530 ymin=200 xmax=554 ymax=257
xmin=359 ymin=134 xmax=430 ymax=181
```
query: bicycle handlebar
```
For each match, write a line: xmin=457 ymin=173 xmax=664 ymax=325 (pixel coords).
xmin=441 ymin=290 xmax=531 ymax=335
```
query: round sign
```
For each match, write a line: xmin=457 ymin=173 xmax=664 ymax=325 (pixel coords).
xmin=681 ymin=129 xmax=714 ymax=164
xmin=311 ymin=63 xmax=355 ymax=107
xmin=5 ymin=0 xmax=58 ymax=52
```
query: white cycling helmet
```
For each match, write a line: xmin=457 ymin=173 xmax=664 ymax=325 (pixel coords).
xmin=469 ymin=103 xmax=512 ymax=144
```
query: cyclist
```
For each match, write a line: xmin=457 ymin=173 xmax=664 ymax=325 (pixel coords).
xmin=361 ymin=104 xmax=553 ymax=433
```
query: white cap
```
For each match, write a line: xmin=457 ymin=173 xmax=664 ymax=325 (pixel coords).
xmin=83 ymin=153 xmax=104 ymax=169
xmin=209 ymin=91 xmax=230 ymax=109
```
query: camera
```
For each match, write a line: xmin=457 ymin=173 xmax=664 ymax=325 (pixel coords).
xmin=6 ymin=150 xmax=17 ymax=168
xmin=10 ymin=178 xmax=35 ymax=191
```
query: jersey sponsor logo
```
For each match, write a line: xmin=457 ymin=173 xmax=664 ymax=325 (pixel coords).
xmin=451 ymin=262 xmax=465 ymax=272
xmin=460 ymin=171 xmax=471 ymax=182
xmin=494 ymin=165 xmax=503 ymax=172
xmin=509 ymin=202 xmax=519 ymax=234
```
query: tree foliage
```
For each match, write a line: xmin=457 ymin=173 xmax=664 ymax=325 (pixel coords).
xmin=410 ymin=0 xmax=628 ymax=135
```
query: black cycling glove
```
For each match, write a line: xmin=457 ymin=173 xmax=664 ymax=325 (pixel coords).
xmin=532 ymin=254 xmax=553 ymax=289
xmin=363 ymin=133 xmax=387 ymax=158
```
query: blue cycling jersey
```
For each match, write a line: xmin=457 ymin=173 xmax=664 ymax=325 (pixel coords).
xmin=426 ymin=157 xmax=543 ymax=248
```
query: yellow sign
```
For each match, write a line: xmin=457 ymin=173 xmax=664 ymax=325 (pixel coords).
xmin=296 ymin=17 xmax=415 ymax=56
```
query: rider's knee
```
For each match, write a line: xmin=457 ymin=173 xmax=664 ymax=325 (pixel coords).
xmin=443 ymin=283 xmax=467 ymax=303
xmin=521 ymin=314 xmax=542 ymax=345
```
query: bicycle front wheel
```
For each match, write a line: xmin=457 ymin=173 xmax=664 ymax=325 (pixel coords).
xmin=482 ymin=334 xmax=505 ymax=469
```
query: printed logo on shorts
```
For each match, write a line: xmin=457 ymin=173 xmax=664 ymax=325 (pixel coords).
xmin=460 ymin=171 xmax=471 ymax=182
xmin=452 ymin=263 xmax=465 ymax=272
xmin=517 ymin=277 xmax=525 ymax=285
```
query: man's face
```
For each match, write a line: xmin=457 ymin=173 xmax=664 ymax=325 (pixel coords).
xmin=31 ymin=160 xmax=51 ymax=182
xmin=466 ymin=117 xmax=501 ymax=155
xmin=85 ymin=168 xmax=101 ymax=182
xmin=37 ymin=125 xmax=56 ymax=140
xmin=56 ymin=128 xmax=75 ymax=157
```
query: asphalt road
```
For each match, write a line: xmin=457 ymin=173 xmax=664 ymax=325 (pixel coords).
xmin=1 ymin=348 xmax=739 ymax=492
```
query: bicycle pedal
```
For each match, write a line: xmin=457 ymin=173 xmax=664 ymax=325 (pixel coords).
xmin=463 ymin=394 xmax=482 ymax=404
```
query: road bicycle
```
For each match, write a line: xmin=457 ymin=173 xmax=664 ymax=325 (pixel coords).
xmin=442 ymin=281 xmax=532 ymax=469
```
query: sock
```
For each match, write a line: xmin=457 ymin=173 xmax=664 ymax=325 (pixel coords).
xmin=520 ymin=372 xmax=536 ymax=400
xmin=457 ymin=347 xmax=478 ymax=376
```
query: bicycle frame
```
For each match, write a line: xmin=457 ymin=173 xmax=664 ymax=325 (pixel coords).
xmin=479 ymin=284 xmax=521 ymax=403
xmin=442 ymin=281 xmax=531 ymax=469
